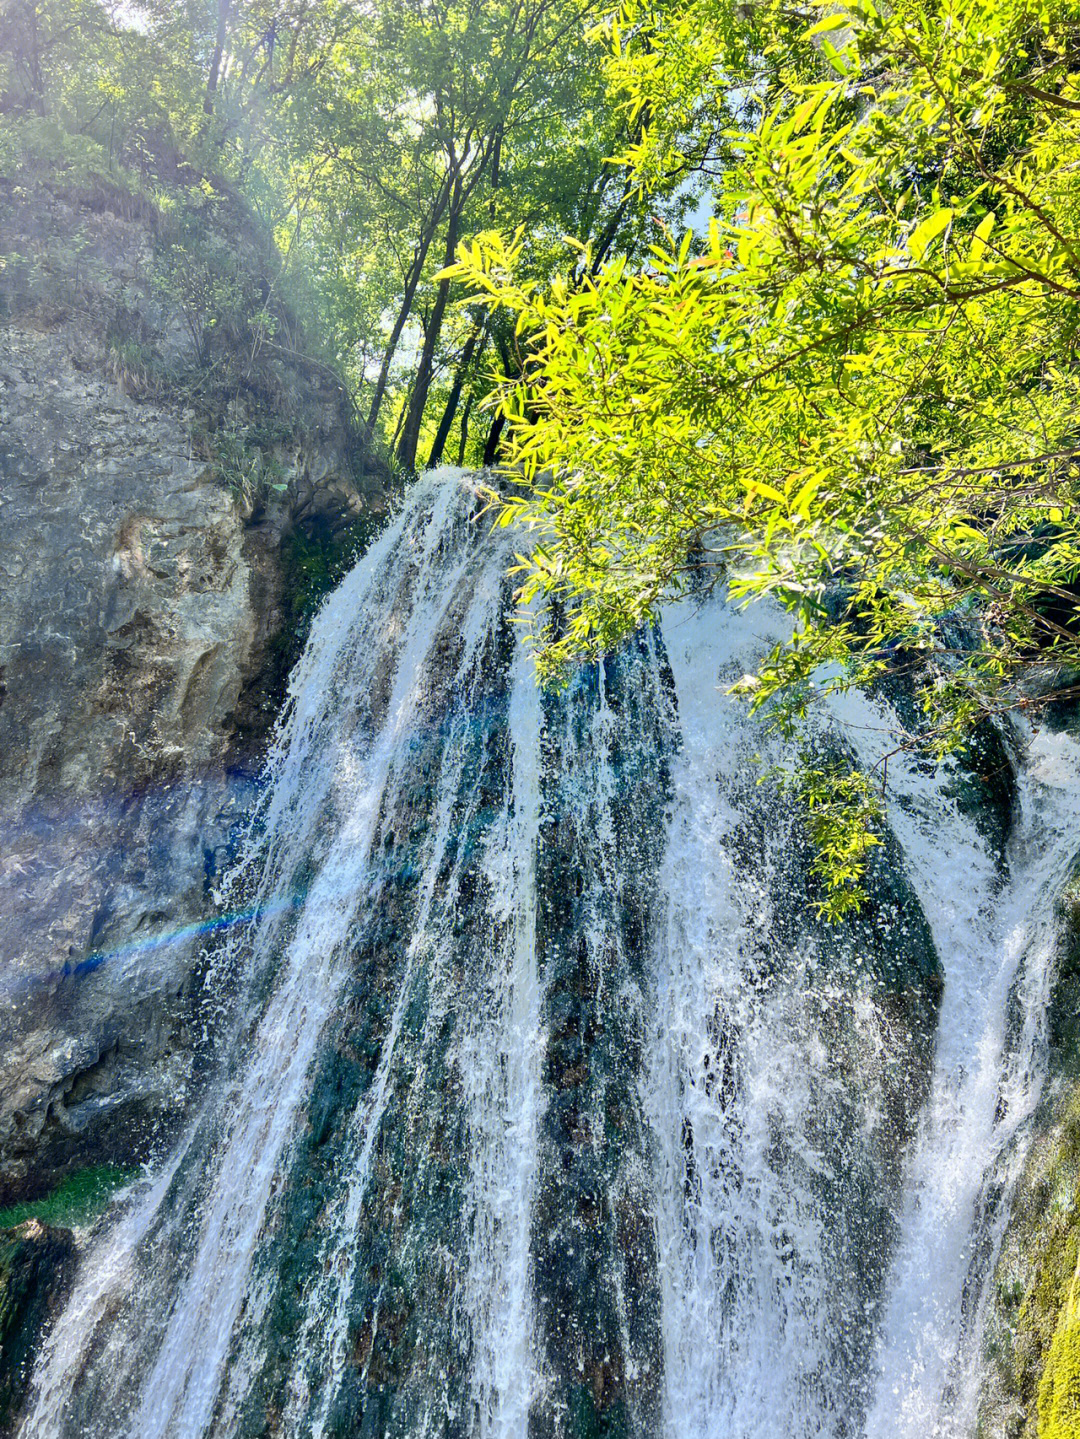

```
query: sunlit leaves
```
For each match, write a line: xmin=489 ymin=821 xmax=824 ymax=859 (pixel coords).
xmin=449 ymin=0 xmax=1080 ymax=913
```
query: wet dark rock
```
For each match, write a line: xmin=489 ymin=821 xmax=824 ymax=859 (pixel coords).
xmin=529 ymin=640 xmax=671 ymax=1439
xmin=942 ymin=719 xmax=1017 ymax=863
xmin=0 ymin=1220 xmax=75 ymax=1435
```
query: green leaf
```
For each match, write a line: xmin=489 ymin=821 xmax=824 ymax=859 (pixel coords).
xmin=805 ymin=12 xmax=851 ymax=38
xmin=908 ymin=207 xmax=953 ymax=261
xmin=967 ymin=211 xmax=996 ymax=264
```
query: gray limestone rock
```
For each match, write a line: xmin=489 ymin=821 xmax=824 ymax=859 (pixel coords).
xmin=0 ymin=180 xmax=382 ymax=1199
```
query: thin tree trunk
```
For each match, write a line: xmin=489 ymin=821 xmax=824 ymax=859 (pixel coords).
xmin=426 ymin=320 xmax=485 ymax=469
xmin=364 ymin=248 xmax=428 ymax=442
xmin=581 ymin=112 xmax=648 ymax=280
xmin=397 ymin=200 xmax=461 ymax=472
xmin=27 ymin=4 xmax=45 ymax=114
xmin=204 ymin=0 xmax=232 ymax=116
xmin=457 ymin=390 xmax=475 ymax=466
xmin=482 ymin=329 xmax=516 ymax=466
xmin=363 ymin=172 xmax=454 ymax=444
xmin=482 ymin=410 xmax=506 ymax=467
xmin=390 ymin=370 xmax=415 ymax=449
xmin=589 ymin=190 xmax=633 ymax=277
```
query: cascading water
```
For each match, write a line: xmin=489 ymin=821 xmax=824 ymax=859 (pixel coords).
xmin=16 ymin=470 xmax=1080 ymax=1438
xmin=646 ymin=601 xmax=944 ymax=1439
xmin=852 ymin=710 xmax=1080 ymax=1439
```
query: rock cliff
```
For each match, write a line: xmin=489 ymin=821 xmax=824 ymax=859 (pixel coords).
xmin=0 ymin=176 xmax=388 ymax=1201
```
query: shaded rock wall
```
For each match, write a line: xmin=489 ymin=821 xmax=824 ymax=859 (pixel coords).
xmin=0 ymin=178 xmax=387 ymax=1201
xmin=0 ymin=1220 xmax=74 ymax=1435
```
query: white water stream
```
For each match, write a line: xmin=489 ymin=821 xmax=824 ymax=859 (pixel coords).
xmin=853 ymin=710 xmax=1080 ymax=1438
xmin=15 ymin=473 xmax=1080 ymax=1438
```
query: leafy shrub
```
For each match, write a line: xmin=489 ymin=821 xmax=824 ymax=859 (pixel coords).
xmin=153 ymin=198 xmax=260 ymax=367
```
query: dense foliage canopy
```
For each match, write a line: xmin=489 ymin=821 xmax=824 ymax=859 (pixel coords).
xmin=0 ymin=0 xmax=677 ymax=470
xmin=449 ymin=0 xmax=1080 ymax=911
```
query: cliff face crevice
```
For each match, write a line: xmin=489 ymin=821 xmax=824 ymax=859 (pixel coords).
xmin=0 ymin=178 xmax=389 ymax=1202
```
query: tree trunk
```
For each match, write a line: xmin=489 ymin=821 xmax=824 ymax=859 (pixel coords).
xmin=397 ymin=200 xmax=461 ymax=473
xmin=362 ymin=171 xmax=455 ymax=446
xmin=589 ymin=190 xmax=633 ymax=277
xmin=362 ymin=245 xmax=430 ymax=446
xmin=204 ymin=0 xmax=233 ymax=116
xmin=426 ymin=321 xmax=485 ymax=469
xmin=481 ymin=329 xmax=516 ymax=466
xmin=482 ymin=410 xmax=506 ymax=467
xmin=391 ymin=391 xmax=410 ymax=450
xmin=457 ymin=390 xmax=476 ymax=466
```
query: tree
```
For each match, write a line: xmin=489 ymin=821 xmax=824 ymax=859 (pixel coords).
xmin=448 ymin=0 xmax=1080 ymax=913
xmin=1 ymin=0 xmax=655 ymax=473
xmin=273 ymin=0 xmax=664 ymax=469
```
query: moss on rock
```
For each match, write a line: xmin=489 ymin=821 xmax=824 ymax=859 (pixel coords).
xmin=1038 ymin=1267 xmax=1080 ymax=1439
xmin=0 ymin=1164 xmax=134 ymax=1232
xmin=281 ymin=513 xmax=388 ymax=654
xmin=978 ymin=864 xmax=1080 ymax=1438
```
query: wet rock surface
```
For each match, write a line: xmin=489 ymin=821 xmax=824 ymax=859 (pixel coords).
xmin=0 ymin=1220 xmax=74 ymax=1435
xmin=977 ymin=856 xmax=1080 ymax=1439
xmin=529 ymin=640 xmax=672 ymax=1439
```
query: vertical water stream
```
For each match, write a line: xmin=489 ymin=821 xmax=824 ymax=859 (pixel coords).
xmin=15 ymin=472 xmax=1080 ymax=1438
xmin=649 ymin=597 xmax=943 ymax=1439
xmin=852 ymin=714 xmax=1080 ymax=1438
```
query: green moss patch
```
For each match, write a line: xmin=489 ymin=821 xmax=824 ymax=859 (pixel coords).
xmin=978 ymin=866 xmax=1080 ymax=1438
xmin=1039 ymin=1301 xmax=1080 ymax=1437
xmin=0 ymin=1164 xmax=135 ymax=1232
xmin=980 ymin=1087 xmax=1080 ymax=1437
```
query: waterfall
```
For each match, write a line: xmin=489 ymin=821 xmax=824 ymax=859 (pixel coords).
xmin=648 ymin=598 xmax=945 ymax=1439
xmin=852 ymin=711 xmax=1080 ymax=1438
xmin=17 ymin=471 xmax=1080 ymax=1438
